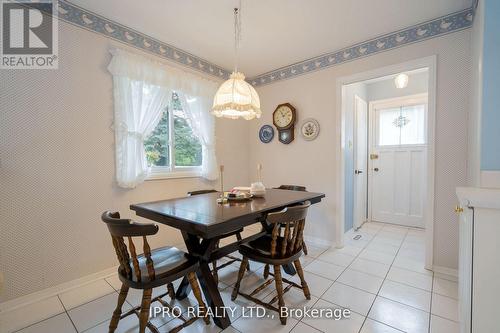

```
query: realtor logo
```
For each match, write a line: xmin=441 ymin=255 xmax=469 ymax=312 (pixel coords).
xmin=1 ymin=0 xmax=58 ymax=69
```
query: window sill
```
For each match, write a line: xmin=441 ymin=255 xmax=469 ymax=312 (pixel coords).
xmin=146 ymin=169 xmax=202 ymax=181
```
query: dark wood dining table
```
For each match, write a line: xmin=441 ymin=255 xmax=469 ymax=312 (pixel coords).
xmin=130 ymin=188 xmax=325 ymax=329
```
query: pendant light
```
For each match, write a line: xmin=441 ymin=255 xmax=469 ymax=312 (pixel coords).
xmin=212 ymin=2 xmax=261 ymax=120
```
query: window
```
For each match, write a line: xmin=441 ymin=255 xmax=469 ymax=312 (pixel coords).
xmin=375 ymin=99 xmax=426 ymax=146
xmin=144 ymin=92 xmax=202 ymax=178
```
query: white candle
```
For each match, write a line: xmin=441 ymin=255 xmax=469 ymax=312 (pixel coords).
xmin=219 ymin=165 xmax=224 ymax=193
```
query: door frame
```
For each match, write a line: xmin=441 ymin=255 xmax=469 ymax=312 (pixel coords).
xmin=367 ymin=93 xmax=428 ymax=227
xmin=335 ymin=56 xmax=436 ymax=270
xmin=353 ymin=94 xmax=368 ymax=230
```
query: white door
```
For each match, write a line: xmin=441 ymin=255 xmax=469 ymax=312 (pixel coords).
xmin=369 ymin=95 xmax=427 ymax=228
xmin=353 ymin=95 xmax=368 ymax=230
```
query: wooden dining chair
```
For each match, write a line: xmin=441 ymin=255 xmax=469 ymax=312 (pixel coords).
xmin=102 ymin=211 xmax=210 ymax=333
xmin=273 ymin=185 xmax=309 ymax=255
xmin=187 ymin=190 xmax=250 ymax=284
xmin=231 ymin=201 xmax=311 ymax=325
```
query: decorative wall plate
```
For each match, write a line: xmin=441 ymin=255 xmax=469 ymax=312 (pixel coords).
xmin=300 ymin=118 xmax=320 ymax=141
xmin=259 ymin=125 xmax=274 ymax=143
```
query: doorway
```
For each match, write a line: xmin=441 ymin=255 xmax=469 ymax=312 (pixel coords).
xmin=336 ymin=57 xmax=436 ymax=270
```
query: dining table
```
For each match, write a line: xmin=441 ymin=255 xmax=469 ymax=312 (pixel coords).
xmin=130 ymin=188 xmax=325 ymax=329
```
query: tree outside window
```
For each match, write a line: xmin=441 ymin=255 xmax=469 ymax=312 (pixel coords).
xmin=144 ymin=93 xmax=202 ymax=172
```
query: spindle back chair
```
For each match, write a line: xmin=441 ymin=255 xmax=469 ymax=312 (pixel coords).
xmin=102 ymin=211 xmax=209 ymax=333
xmin=231 ymin=202 xmax=311 ymax=325
xmin=272 ymin=185 xmax=310 ymax=256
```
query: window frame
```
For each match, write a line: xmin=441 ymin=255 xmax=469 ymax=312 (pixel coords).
xmin=371 ymin=93 xmax=428 ymax=148
xmin=146 ymin=103 xmax=202 ymax=181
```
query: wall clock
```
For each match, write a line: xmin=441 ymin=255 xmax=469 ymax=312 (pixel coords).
xmin=301 ymin=118 xmax=320 ymax=141
xmin=259 ymin=125 xmax=274 ymax=143
xmin=273 ymin=103 xmax=296 ymax=144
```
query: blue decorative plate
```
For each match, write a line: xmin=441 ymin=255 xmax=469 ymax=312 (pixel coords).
xmin=259 ymin=125 xmax=274 ymax=143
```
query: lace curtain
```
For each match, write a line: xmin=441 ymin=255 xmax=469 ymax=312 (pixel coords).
xmin=177 ymin=92 xmax=218 ymax=180
xmin=108 ymin=48 xmax=219 ymax=188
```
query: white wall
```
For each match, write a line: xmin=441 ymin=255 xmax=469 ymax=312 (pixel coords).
xmin=250 ymin=30 xmax=471 ymax=269
xmin=0 ymin=21 xmax=250 ymax=302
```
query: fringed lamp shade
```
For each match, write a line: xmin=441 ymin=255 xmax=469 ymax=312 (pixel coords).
xmin=212 ymin=72 xmax=261 ymax=120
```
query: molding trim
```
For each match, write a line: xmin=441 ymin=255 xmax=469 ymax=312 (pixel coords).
xmin=0 ymin=265 xmax=118 ymax=313
xmin=433 ymin=265 xmax=459 ymax=279
xmin=335 ymin=56 xmax=437 ymax=270
xmin=55 ymin=1 xmax=231 ymax=80
xmin=303 ymin=235 xmax=333 ymax=249
xmin=249 ymin=8 xmax=473 ymax=86
xmin=49 ymin=2 xmax=473 ymax=86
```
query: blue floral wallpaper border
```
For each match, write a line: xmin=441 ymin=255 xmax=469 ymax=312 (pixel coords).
xmin=47 ymin=2 xmax=473 ymax=85
xmin=249 ymin=8 xmax=474 ymax=86
xmin=54 ymin=1 xmax=231 ymax=79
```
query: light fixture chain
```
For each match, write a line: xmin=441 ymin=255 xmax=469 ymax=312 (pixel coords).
xmin=233 ymin=0 xmax=242 ymax=72
xmin=211 ymin=0 xmax=260 ymax=120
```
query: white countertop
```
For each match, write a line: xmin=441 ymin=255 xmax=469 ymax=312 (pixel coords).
xmin=456 ymin=187 xmax=500 ymax=210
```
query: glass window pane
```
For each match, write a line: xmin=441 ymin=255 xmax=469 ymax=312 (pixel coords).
xmin=172 ymin=95 xmax=202 ymax=167
xmin=377 ymin=104 xmax=426 ymax=146
xmin=400 ymin=104 xmax=425 ymax=145
xmin=377 ymin=107 xmax=401 ymax=146
xmin=144 ymin=110 xmax=169 ymax=167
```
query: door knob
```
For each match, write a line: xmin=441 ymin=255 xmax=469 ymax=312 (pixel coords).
xmin=374 ymin=168 xmax=379 ymax=172
xmin=355 ymin=170 xmax=363 ymax=174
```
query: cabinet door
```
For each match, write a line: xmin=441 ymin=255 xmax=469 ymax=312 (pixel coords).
xmin=472 ymin=208 xmax=500 ymax=333
xmin=459 ymin=206 xmax=473 ymax=333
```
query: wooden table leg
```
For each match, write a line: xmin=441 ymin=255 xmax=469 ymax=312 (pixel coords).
xmin=196 ymin=261 xmax=231 ymax=329
xmin=177 ymin=231 xmax=230 ymax=329
xmin=175 ymin=232 xmax=200 ymax=299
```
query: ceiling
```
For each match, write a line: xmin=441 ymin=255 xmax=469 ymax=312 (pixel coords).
xmin=69 ymin=0 xmax=472 ymax=77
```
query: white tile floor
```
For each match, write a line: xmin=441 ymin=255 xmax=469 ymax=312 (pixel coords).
xmin=1 ymin=222 xmax=459 ymax=333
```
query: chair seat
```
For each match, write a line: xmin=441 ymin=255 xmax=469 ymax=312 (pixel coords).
xmin=239 ymin=235 xmax=302 ymax=264
xmin=119 ymin=246 xmax=198 ymax=289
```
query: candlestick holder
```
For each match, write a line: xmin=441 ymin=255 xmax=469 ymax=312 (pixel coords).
xmin=217 ymin=165 xmax=227 ymax=204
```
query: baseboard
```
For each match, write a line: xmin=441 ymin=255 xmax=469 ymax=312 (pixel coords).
xmin=0 ymin=234 xmax=331 ymax=313
xmin=344 ymin=228 xmax=354 ymax=238
xmin=303 ymin=235 xmax=333 ymax=249
xmin=0 ymin=265 xmax=118 ymax=313
xmin=432 ymin=265 xmax=458 ymax=278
